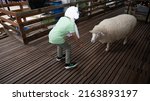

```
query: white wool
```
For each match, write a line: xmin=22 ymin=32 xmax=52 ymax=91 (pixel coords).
xmin=90 ymin=14 xmax=137 ymax=43
xmin=65 ymin=6 xmax=80 ymax=38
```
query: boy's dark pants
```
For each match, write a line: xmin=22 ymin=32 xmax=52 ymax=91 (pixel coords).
xmin=56 ymin=42 xmax=71 ymax=64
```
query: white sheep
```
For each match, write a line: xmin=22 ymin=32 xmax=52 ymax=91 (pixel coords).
xmin=90 ymin=14 xmax=137 ymax=51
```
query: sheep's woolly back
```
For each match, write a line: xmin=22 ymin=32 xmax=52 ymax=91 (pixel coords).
xmin=91 ymin=14 xmax=137 ymax=43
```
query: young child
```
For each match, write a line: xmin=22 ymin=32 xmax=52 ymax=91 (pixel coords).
xmin=48 ymin=6 xmax=82 ymax=69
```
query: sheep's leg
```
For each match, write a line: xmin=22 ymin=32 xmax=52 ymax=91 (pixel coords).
xmin=123 ymin=37 xmax=127 ymax=45
xmin=105 ymin=43 xmax=110 ymax=51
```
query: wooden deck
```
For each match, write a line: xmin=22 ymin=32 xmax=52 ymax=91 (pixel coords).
xmin=0 ymin=8 xmax=150 ymax=84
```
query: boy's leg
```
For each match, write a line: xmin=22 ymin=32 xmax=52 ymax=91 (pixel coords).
xmin=56 ymin=42 xmax=70 ymax=62
xmin=57 ymin=46 xmax=63 ymax=58
xmin=58 ymin=42 xmax=77 ymax=69
xmin=64 ymin=43 xmax=71 ymax=64
xmin=58 ymin=42 xmax=71 ymax=64
xmin=62 ymin=42 xmax=77 ymax=69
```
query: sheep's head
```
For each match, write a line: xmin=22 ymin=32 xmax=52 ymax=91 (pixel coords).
xmin=90 ymin=32 xmax=99 ymax=43
xmin=90 ymin=30 xmax=104 ymax=43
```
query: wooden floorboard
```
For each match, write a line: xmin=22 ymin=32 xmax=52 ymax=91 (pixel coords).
xmin=0 ymin=7 xmax=150 ymax=84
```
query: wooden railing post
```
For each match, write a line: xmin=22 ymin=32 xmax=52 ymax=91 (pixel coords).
xmin=19 ymin=3 xmax=26 ymax=22
xmin=88 ymin=0 xmax=92 ymax=16
xmin=16 ymin=17 xmax=28 ymax=44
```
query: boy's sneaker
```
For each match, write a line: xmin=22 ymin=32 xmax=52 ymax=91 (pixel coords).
xmin=65 ymin=63 xmax=77 ymax=69
xmin=56 ymin=54 xmax=65 ymax=61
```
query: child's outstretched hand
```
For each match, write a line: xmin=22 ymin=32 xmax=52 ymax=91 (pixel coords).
xmin=67 ymin=33 xmax=84 ymax=47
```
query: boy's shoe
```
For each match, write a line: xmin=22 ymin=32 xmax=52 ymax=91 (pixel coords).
xmin=65 ymin=63 xmax=77 ymax=69
xmin=56 ymin=54 xmax=65 ymax=61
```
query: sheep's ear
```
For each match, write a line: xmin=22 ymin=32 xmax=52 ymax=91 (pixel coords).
xmin=100 ymin=32 xmax=105 ymax=36
xmin=89 ymin=30 xmax=93 ymax=33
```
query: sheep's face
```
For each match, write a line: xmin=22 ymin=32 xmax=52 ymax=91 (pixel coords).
xmin=90 ymin=32 xmax=105 ymax=43
xmin=91 ymin=33 xmax=99 ymax=43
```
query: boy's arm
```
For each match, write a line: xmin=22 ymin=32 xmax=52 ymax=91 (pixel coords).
xmin=70 ymin=32 xmax=79 ymax=41
xmin=67 ymin=32 xmax=79 ymax=41
xmin=68 ymin=32 xmax=83 ymax=47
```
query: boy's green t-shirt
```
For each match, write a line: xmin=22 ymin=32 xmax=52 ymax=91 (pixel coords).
xmin=48 ymin=17 xmax=75 ymax=44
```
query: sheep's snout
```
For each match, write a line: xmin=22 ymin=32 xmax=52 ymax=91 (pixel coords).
xmin=91 ymin=39 xmax=95 ymax=43
xmin=91 ymin=33 xmax=98 ymax=43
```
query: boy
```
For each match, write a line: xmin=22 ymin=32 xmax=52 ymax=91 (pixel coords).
xmin=48 ymin=6 xmax=82 ymax=69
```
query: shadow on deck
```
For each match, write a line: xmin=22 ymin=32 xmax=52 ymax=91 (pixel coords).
xmin=0 ymin=8 xmax=150 ymax=84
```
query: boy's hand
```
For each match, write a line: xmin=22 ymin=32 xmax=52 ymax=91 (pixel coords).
xmin=67 ymin=33 xmax=84 ymax=47
xmin=67 ymin=33 xmax=78 ymax=41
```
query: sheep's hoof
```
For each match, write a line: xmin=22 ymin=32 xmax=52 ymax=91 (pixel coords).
xmin=123 ymin=38 xmax=127 ymax=45
xmin=105 ymin=48 xmax=109 ymax=52
xmin=123 ymin=41 xmax=127 ymax=45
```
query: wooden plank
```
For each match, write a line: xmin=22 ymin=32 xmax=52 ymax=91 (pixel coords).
xmin=0 ymin=1 xmax=27 ymax=8
xmin=21 ymin=13 xmax=63 ymax=26
xmin=0 ymin=36 xmax=55 ymax=82
xmin=138 ymin=63 xmax=150 ymax=83
xmin=0 ymin=8 xmax=16 ymax=16
xmin=0 ymin=16 xmax=18 ymax=26
xmin=0 ymin=23 xmax=19 ymax=32
xmin=5 ymin=55 xmax=51 ymax=84
xmin=16 ymin=3 xmax=71 ymax=18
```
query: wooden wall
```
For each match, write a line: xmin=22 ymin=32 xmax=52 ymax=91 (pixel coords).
xmin=0 ymin=0 xmax=124 ymax=44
